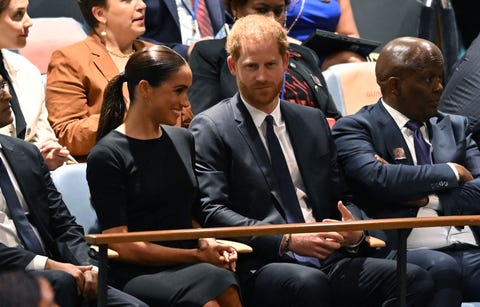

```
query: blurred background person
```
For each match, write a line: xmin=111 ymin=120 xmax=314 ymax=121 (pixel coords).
xmin=142 ymin=0 xmax=226 ymax=59
xmin=286 ymin=0 xmax=364 ymax=69
xmin=46 ymin=0 xmax=193 ymax=161
xmin=0 ymin=0 xmax=69 ymax=170
xmin=188 ymin=0 xmax=341 ymax=119
xmin=0 ymin=270 xmax=58 ymax=307
xmin=88 ymin=46 xmax=241 ymax=307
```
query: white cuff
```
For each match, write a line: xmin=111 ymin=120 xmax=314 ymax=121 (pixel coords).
xmin=25 ymin=255 xmax=48 ymax=271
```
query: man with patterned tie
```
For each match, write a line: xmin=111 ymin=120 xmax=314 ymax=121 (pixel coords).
xmin=190 ymin=15 xmax=433 ymax=307
xmin=0 ymin=75 xmax=146 ymax=306
xmin=333 ymin=36 xmax=480 ymax=307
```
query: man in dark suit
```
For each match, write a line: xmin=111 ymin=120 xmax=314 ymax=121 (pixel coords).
xmin=0 ymin=75 xmax=145 ymax=306
xmin=142 ymin=0 xmax=226 ymax=58
xmin=190 ymin=15 xmax=433 ymax=307
xmin=333 ymin=36 xmax=480 ymax=306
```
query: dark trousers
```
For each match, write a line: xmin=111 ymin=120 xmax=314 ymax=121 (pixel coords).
xmin=243 ymin=257 xmax=433 ymax=307
xmin=387 ymin=246 xmax=480 ymax=307
xmin=32 ymin=270 xmax=147 ymax=307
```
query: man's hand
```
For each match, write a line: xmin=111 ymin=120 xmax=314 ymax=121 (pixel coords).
xmin=288 ymin=231 xmax=343 ymax=259
xmin=82 ymin=269 xmax=98 ymax=299
xmin=451 ymin=163 xmax=474 ymax=183
xmin=323 ymin=201 xmax=363 ymax=246
xmin=38 ymin=138 xmax=70 ymax=171
xmin=45 ymin=259 xmax=96 ymax=297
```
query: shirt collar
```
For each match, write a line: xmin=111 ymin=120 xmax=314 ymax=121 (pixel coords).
xmin=381 ymin=99 xmax=428 ymax=130
xmin=241 ymin=95 xmax=282 ymax=128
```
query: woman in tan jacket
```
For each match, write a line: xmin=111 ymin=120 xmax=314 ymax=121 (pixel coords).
xmin=46 ymin=0 xmax=193 ymax=161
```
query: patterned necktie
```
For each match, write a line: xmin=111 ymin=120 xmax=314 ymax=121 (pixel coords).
xmin=265 ymin=115 xmax=320 ymax=267
xmin=0 ymin=158 xmax=44 ymax=254
xmin=405 ymin=120 xmax=432 ymax=165
xmin=195 ymin=0 xmax=214 ymax=37
xmin=0 ymin=54 xmax=26 ymax=139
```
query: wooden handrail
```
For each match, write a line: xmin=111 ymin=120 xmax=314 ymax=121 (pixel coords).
xmin=85 ymin=215 xmax=480 ymax=244
xmin=90 ymin=215 xmax=480 ymax=307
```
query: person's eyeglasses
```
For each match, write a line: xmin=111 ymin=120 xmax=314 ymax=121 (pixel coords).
xmin=0 ymin=80 xmax=9 ymax=94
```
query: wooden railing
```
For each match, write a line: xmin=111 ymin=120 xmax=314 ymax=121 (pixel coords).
xmin=85 ymin=215 xmax=480 ymax=307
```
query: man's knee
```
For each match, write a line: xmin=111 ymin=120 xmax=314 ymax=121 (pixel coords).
xmin=246 ymin=263 xmax=331 ymax=307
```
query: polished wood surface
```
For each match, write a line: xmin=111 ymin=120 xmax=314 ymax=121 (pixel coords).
xmin=85 ymin=215 xmax=480 ymax=245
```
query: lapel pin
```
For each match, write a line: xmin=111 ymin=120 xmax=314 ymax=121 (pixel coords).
xmin=393 ymin=147 xmax=407 ymax=160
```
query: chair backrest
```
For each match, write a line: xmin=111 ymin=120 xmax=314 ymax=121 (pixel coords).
xmin=19 ymin=17 xmax=87 ymax=73
xmin=323 ymin=62 xmax=381 ymax=115
xmin=50 ymin=163 xmax=100 ymax=234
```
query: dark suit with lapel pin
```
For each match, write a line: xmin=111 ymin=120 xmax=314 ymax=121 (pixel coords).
xmin=332 ymin=100 xmax=480 ymax=304
xmin=332 ymin=101 xmax=480 ymax=249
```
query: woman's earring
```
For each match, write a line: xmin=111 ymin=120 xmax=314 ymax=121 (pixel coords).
xmin=100 ymin=24 xmax=107 ymax=38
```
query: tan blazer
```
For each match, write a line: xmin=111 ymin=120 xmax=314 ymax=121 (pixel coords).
xmin=0 ymin=49 xmax=57 ymax=145
xmin=46 ymin=34 xmax=193 ymax=160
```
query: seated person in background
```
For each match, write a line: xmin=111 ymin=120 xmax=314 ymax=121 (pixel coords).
xmin=0 ymin=0 xmax=69 ymax=170
xmin=87 ymin=46 xmax=241 ymax=307
xmin=46 ymin=0 xmax=193 ymax=161
xmin=142 ymin=0 xmax=226 ymax=59
xmin=188 ymin=0 xmax=341 ymax=118
xmin=0 ymin=270 xmax=58 ymax=307
xmin=190 ymin=15 xmax=433 ymax=307
xmin=286 ymin=0 xmax=365 ymax=70
xmin=0 ymin=72 xmax=145 ymax=306
xmin=439 ymin=32 xmax=480 ymax=146
xmin=332 ymin=36 xmax=480 ymax=306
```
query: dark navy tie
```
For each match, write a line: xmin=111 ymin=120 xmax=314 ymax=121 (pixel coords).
xmin=0 ymin=158 xmax=44 ymax=254
xmin=265 ymin=115 xmax=320 ymax=267
xmin=405 ymin=120 xmax=432 ymax=165
xmin=265 ymin=115 xmax=304 ymax=223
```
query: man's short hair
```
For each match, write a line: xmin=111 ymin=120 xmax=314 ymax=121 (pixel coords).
xmin=226 ymin=14 xmax=288 ymax=61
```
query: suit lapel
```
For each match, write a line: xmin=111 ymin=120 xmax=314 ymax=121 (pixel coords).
xmin=84 ymin=35 xmax=119 ymax=81
xmin=231 ymin=95 xmax=280 ymax=201
xmin=373 ymin=102 xmax=414 ymax=165
xmin=429 ymin=113 xmax=454 ymax=163
xmin=164 ymin=0 xmax=180 ymax=27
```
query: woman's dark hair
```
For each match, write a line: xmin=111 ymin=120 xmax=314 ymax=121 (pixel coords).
xmin=223 ymin=0 xmax=291 ymax=16
xmin=76 ymin=0 xmax=106 ymax=29
xmin=97 ymin=45 xmax=187 ymax=141
xmin=0 ymin=270 xmax=41 ymax=307
xmin=0 ymin=0 xmax=10 ymax=13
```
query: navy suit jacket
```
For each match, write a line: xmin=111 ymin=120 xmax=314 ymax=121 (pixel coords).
xmin=190 ymin=94 xmax=350 ymax=275
xmin=332 ymin=101 xmax=480 ymax=248
xmin=0 ymin=135 xmax=94 ymax=269
xmin=143 ymin=0 xmax=225 ymax=58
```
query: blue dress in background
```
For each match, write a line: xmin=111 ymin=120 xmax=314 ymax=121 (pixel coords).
xmin=286 ymin=0 xmax=341 ymax=42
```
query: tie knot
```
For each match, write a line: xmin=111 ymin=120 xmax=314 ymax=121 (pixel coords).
xmin=405 ymin=120 xmax=423 ymax=131
xmin=265 ymin=115 xmax=274 ymax=127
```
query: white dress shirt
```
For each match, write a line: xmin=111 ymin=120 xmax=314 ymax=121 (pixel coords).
xmin=382 ymin=100 xmax=477 ymax=249
xmin=242 ymin=97 xmax=317 ymax=223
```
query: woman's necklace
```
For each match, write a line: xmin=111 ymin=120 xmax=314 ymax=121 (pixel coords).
xmin=107 ymin=48 xmax=135 ymax=59
xmin=286 ymin=0 xmax=306 ymax=34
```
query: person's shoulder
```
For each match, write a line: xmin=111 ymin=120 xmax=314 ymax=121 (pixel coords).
xmin=162 ymin=125 xmax=193 ymax=139
xmin=2 ymin=49 xmax=39 ymax=73
xmin=0 ymin=135 xmax=38 ymax=154
xmin=434 ymin=111 xmax=470 ymax=128
xmin=190 ymin=38 xmax=227 ymax=59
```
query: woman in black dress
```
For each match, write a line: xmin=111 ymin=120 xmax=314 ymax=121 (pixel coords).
xmin=87 ymin=45 xmax=241 ymax=307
